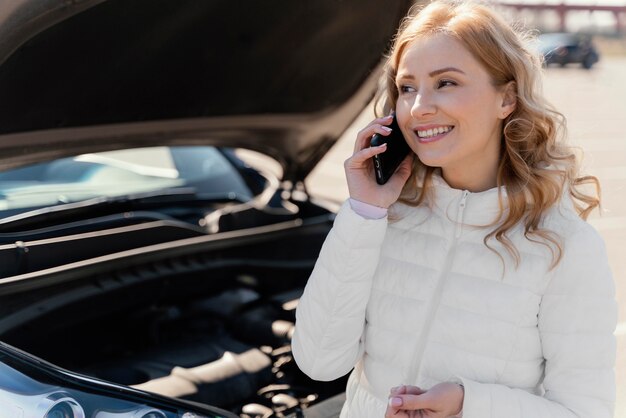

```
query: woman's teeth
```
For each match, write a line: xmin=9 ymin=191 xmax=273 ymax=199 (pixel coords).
xmin=417 ymin=126 xmax=452 ymax=138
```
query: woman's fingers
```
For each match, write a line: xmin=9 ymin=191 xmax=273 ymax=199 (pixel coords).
xmin=388 ymin=383 xmax=463 ymax=414
xmin=403 ymin=386 xmax=426 ymax=396
xmin=385 ymin=386 xmax=405 ymax=417
xmin=389 ymin=385 xmax=424 ymax=395
xmin=345 ymin=142 xmax=387 ymax=169
xmin=345 ymin=114 xmax=410 ymax=208
xmin=389 ymin=392 xmax=432 ymax=411
xmin=353 ymin=114 xmax=394 ymax=153
xmin=384 ymin=385 xmax=430 ymax=418
xmin=384 ymin=401 xmax=409 ymax=418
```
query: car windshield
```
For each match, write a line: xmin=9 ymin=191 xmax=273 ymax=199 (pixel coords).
xmin=0 ymin=146 xmax=256 ymax=218
xmin=537 ymin=33 xmax=586 ymax=48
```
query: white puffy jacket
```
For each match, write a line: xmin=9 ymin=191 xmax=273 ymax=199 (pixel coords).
xmin=292 ymin=176 xmax=617 ymax=418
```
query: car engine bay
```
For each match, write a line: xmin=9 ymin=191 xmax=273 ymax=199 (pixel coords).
xmin=0 ymin=216 xmax=348 ymax=417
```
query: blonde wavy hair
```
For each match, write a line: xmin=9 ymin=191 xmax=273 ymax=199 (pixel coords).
xmin=376 ymin=0 xmax=600 ymax=267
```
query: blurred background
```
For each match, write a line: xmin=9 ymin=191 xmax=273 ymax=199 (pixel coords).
xmin=307 ymin=1 xmax=626 ymax=415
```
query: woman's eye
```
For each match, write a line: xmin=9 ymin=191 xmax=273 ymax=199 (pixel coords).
xmin=398 ymin=85 xmax=416 ymax=94
xmin=437 ymin=79 xmax=457 ymax=88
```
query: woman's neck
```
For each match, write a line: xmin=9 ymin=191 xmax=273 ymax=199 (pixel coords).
xmin=441 ymin=167 xmax=498 ymax=192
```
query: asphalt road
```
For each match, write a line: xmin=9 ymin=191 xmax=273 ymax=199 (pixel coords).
xmin=306 ymin=56 xmax=626 ymax=416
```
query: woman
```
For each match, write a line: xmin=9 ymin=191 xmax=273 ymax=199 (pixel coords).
xmin=291 ymin=1 xmax=617 ymax=417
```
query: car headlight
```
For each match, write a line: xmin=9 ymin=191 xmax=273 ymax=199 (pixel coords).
xmin=0 ymin=342 xmax=233 ymax=418
xmin=38 ymin=392 xmax=86 ymax=418
xmin=0 ymin=389 xmax=86 ymax=418
xmin=94 ymin=408 xmax=167 ymax=418
xmin=0 ymin=374 xmax=213 ymax=418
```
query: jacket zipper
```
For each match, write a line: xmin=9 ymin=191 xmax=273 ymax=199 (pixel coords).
xmin=404 ymin=190 xmax=469 ymax=385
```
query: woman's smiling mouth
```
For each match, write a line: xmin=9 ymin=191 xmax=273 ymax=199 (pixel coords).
xmin=416 ymin=125 xmax=454 ymax=143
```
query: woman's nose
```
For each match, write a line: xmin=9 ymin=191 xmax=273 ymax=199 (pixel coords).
xmin=410 ymin=91 xmax=436 ymax=118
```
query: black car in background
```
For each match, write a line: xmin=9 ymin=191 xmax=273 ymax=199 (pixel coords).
xmin=537 ymin=32 xmax=600 ymax=69
xmin=0 ymin=0 xmax=413 ymax=417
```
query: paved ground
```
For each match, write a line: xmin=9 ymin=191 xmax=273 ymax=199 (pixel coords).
xmin=306 ymin=56 xmax=626 ymax=416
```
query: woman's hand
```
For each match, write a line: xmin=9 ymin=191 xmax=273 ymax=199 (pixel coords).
xmin=385 ymin=383 xmax=464 ymax=418
xmin=344 ymin=115 xmax=413 ymax=209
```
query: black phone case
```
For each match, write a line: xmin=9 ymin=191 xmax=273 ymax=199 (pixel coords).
xmin=370 ymin=116 xmax=411 ymax=185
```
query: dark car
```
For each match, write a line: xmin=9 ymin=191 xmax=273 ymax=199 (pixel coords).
xmin=537 ymin=32 xmax=600 ymax=69
xmin=0 ymin=0 xmax=412 ymax=417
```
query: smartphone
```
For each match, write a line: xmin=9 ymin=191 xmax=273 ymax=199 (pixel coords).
xmin=370 ymin=115 xmax=411 ymax=185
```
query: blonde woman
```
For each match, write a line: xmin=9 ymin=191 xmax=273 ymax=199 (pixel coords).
xmin=291 ymin=1 xmax=617 ymax=417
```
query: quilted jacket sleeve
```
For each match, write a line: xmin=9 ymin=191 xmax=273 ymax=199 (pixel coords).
xmin=291 ymin=201 xmax=388 ymax=381
xmin=458 ymin=224 xmax=617 ymax=418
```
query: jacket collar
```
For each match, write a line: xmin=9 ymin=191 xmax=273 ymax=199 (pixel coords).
xmin=428 ymin=172 xmax=507 ymax=227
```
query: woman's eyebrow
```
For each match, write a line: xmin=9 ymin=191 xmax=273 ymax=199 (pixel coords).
xmin=429 ymin=67 xmax=465 ymax=77
xmin=396 ymin=67 xmax=466 ymax=82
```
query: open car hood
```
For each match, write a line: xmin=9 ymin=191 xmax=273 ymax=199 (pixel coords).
xmin=0 ymin=0 xmax=412 ymax=182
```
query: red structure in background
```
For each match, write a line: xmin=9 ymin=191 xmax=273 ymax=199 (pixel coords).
xmin=498 ymin=2 xmax=626 ymax=32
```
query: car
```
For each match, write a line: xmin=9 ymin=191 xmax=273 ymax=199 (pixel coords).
xmin=0 ymin=0 xmax=413 ymax=417
xmin=536 ymin=32 xmax=600 ymax=69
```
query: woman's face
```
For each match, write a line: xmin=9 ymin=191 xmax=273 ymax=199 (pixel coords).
xmin=395 ymin=34 xmax=513 ymax=192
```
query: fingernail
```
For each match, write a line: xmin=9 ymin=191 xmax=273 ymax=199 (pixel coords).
xmin=381 ymin=126 xmax=392 ymax=132
xmin=384 ymin=114 xmax=393 ymax=119
xmin=389 ymin=397 xmax=403 ymax=407
xmin=390 ymin=386 xmax=400 ymax=392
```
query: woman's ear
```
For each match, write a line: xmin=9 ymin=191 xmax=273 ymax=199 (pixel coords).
xmin=499 ymin=81 xmax=517 ymax=119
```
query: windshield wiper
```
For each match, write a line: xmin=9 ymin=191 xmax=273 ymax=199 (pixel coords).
xmin=0 ymin=187 xmax=246 ymax=232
